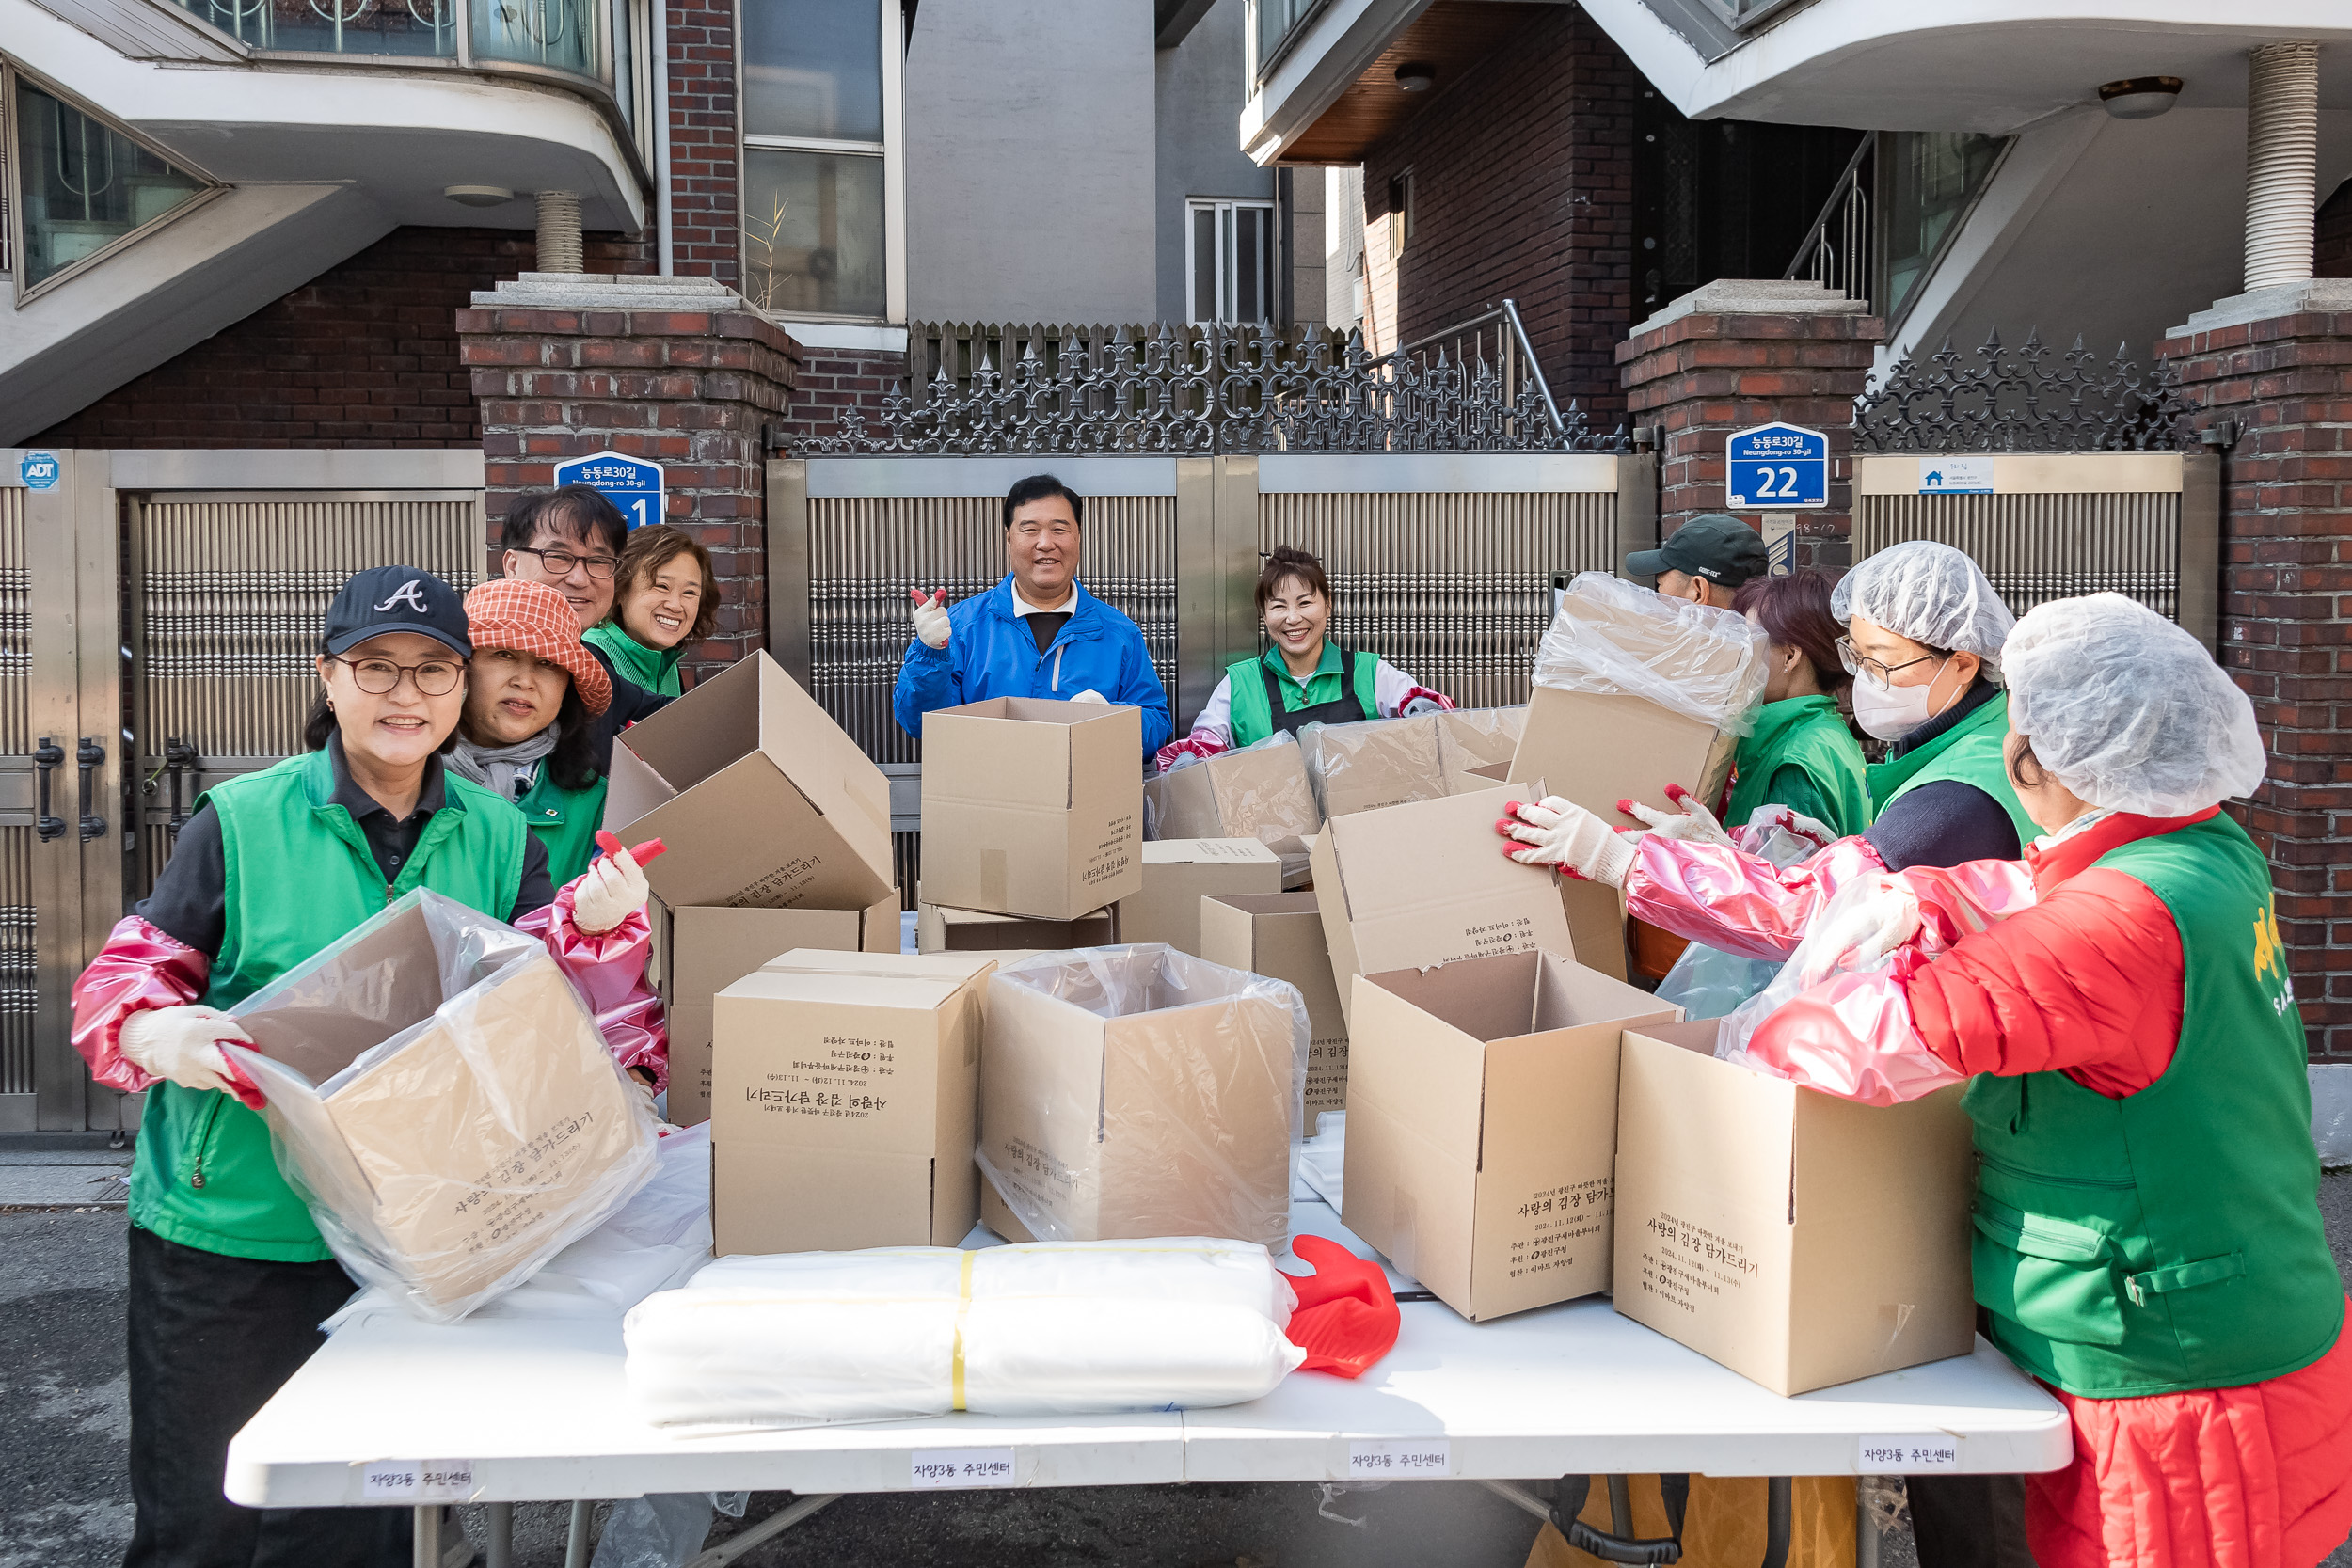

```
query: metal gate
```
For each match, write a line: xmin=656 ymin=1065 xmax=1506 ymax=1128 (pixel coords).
xmin=2 ymin=448 xmax=484 ymax=1133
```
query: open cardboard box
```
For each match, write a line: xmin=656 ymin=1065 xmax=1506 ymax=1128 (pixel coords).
xmin=1613 ymin=1021 xmax=1978 ymax=1395
xmin=1200 ymin=892 xmax=1348 ymax=1133
xmin=1443 ymin=762 xmax=1628 ymax=983
xmin=1343 ymin=951 xmax=1677 ymax=1322
xmin=1310 ymin=784 xmax=1577 ymax=1025
xmin=661 ymin=893 xmax=903 ymax=1126
xmin=921 ymin=698 xmax=1144 ymax=919
xmin=1144 ymin=738 xmax=1320 ymax=887
xmin=977 ymin=946 xmax=1302 ymax=1247
xmin=1115 ymin=839 xmax=1283 ymax=957
xmin=917 ymin=899 xmax=1117 ymax=953
xmin=603 ymin=651 xmax=896 ymax=912
xmin=710 ymin=950 xmax=996 ymax=1256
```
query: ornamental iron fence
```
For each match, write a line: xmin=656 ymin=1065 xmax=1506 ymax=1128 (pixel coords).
xmin=1855 ymin=329 xmax=2198 ymax=454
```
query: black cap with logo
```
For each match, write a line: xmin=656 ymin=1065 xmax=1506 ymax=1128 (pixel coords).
xmin=1626 ymin=514 xmax=1770 ymax=588
xmin=323 ymin=566 xmax=473 ymax=658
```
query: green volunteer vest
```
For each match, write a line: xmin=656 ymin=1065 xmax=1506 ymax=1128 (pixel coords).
xmin=130 ymin=748 xmax=530 ymax=1261
xmin=516 ymin=767 xmax=610 ymax=889
xmin=1963 ymin=814 xmax=2344 ymax=1398
xmin=583 ymin=621 xmax=685 ymax=698
xmin=1724 ymin=694 xmax=1871 ymax=839
xmin=1866 ymin=686 xmax=2038 ymax=844
xmin=1224 ymin=648 xmax=1382 ymax=747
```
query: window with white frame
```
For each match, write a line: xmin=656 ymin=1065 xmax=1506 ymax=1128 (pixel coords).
xmin=739 ymin=0 xmax=905 ymax=322
xmin=1188 ymin=198 xmax=1276 ymax=325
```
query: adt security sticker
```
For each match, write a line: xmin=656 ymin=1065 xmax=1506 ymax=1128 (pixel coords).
xmin=18 ymin=451 xmax=61 ymax=491
xmin=1917 ymin=455 xmax=1994 ymax=495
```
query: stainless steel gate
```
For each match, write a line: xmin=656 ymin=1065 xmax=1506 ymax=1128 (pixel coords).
xmin=1853 ymin=451 xmax=2219 ymax=650
xmin=2 ymin=448 xmax=484 ymax=1133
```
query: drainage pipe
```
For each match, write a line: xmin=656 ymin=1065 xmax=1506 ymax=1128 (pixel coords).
xmin=653 ymin=0 xmax=674 ymax=275
xmin=535 ymin=190 xmax=584 ymax=274
xmin=2246 ymin=40 xmax=2320 ymax=291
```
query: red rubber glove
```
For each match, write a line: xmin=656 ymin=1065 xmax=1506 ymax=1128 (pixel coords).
xmin=1282 ymin=1235 xmax=1402 ymax=1378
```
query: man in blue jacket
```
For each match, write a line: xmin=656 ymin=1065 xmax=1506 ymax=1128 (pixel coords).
xmin=893 ymin=474 xmax=1172 ymax=754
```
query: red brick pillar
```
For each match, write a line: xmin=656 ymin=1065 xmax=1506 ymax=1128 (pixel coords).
xmin=456 ymin=273 xmax=798 ymax=681
xmin=1616 ymin=280 xmax=1883 ymax=571
xmin=2161 ymin=291 xmax=2352 ymax=1063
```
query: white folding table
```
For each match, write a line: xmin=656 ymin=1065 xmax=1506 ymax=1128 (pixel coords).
xmin=226 ymin=1202 xmax=2069 ymax=1566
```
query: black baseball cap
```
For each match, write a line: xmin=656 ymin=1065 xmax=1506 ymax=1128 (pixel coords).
xmin=1627 ymin=514 xmax=1770 ymax=588
xmin=323 ymin=566 xmax=473 ymax=658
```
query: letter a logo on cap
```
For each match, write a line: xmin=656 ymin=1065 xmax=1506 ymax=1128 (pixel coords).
xmin=373 ymin=579 xmax=431 ymax=614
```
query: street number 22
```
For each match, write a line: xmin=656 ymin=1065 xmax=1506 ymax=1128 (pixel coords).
xmin=1751 ymin=466 xmax=1802 ymax=498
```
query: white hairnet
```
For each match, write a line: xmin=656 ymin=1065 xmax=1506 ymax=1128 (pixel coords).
xmin=1830 ymin=540 xmax=2016 ymax=676
xmin=2004 ymin=594 xmax=2266 ymax=817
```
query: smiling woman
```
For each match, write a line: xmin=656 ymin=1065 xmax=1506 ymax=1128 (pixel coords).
xmin=584 ymin=524 xmax=719 ymax=698
xmin=458 ymin=579 xmax=616 ymax=885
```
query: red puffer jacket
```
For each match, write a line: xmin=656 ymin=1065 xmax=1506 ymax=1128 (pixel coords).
xmin=1745 ymin=810 xmax=2352 ymax=1568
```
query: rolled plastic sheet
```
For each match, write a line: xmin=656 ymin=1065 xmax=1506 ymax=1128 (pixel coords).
xmin=226 ymin=890 xmax=661 ymax=1323
xmin=1532 ymin=571 xmax=1770 ymax=734
xmin=976 ymin=944 xmax=1310 ymax=1246
xmin=625 ymin=1239 xmax=1304 ymax=1423
xmin=1714 ymin=858 xmax=2038 ymax=1106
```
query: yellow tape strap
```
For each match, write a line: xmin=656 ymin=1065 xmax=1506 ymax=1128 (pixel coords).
xmin=951 ymin=1249 xmax=975 ymax=1412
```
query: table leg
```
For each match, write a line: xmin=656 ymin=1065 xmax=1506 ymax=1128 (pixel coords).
xmin=413 ymin=1503 xmax=442 ymax=1568
xmin=564 ymin=1500 xmax=594 ymax=1568
xmin=1759 ymin=1476 xmax=1792 ymax=1568
xmin=1855 ymin=1489 xmax=1881 ymax=1568
xmin=485 ymin=1501 xmax=515 ymax=1568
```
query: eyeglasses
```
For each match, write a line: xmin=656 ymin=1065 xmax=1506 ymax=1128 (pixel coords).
xmin=512 ymin=545 xmax=619 ymax=580
xmin=331 ymin=655 xmax=466 ymax=697
xmin=1836 ymin=635 xmax=1947 ymax=686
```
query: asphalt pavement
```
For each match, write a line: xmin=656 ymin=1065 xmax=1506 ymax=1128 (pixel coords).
xmin=5 ymin=1171 xmax=2348 ymax=1568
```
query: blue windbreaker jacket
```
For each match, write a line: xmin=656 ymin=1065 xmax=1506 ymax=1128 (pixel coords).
xmin=891 ymin=576 xmax=1171 ymax=754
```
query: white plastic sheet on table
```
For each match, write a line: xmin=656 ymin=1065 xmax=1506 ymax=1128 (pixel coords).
xmin=623 ymin=1239 xmax=1303 ymax=1425
xmin=226 ymin=890 xmax=661 ymax=1323
xmin=1533 ymin=571 xmax=1769 ymax=734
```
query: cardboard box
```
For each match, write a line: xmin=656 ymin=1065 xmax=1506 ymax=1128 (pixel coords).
xmin=917 ymin=900 xmax=1117 ymax=954
xmin=710 ymin=950 xmax=996 ymax=1257
xmin=977 ymin=947 xmax=1299 ymax=1246
xmin=1303 ymin=713 xmax=1448 ymax=818
xmin=1436 ymin=706 xmax=1526 ymax=791
xmin=662 ymin=894 xmax=903 ymax=1126
xmin=920 ymin=698 xmax=1144 ymax=919
xmin=1310 ymin=784 xmax=1577 ymax=1025
xmin=1342 ymin=952 xmax=1677 ymax=1322
xmin=1142 ymin=739 xmax=1321 ymax=867
xmin=1199 ymin=892 xmax=1348 ymax=1133
xmin=1115 ymin=839 xmax=1283 ymax=957
xmin=1442 ymin=761 xmax=1627 ymax=983
xmin=1613 ymin=1022 xmax=1979 ymax=1395
xmin=603 ymin=652 xmax=896 ymax=911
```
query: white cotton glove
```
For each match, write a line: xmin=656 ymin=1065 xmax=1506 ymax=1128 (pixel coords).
xmin=119 ymin=1006 xmax=253 ymax=1096
xmin=1067 ymin=689 xmax=1108 ymax=705
xmin=1743 ymin=802 xmax=1839 ymax=853
xmin=1497 ymin=796 xmax=1638 ymax=887
xmin=908 ymin=589 xmax=951 ymax=650
xmin=572 ymin=846 xmax=650 ymax=935
xmin=1619 ymin=784 xmax=1734 ymax=851
xmin=1811 ymin=879 xmax=1922 ymax=970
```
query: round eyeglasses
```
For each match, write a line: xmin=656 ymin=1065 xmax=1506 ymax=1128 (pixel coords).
xmin=331 ymin=655 xmax=466 ymax=697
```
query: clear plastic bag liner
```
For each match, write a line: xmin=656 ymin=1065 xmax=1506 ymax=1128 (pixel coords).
xmin=588 ymin=1490 xmax=748 ymax=1568
xmin=1299 ymin=714 xmax=1446 ymax=818
xmin=1532 ymin=572 xmax=1770 ymax=734
xmin=978 ymin=944 xmax=1309 ymax=1246
xmin=226 ymin=890 xmax=661 ymax=1323
xmin=1144 ymin=732 xmax=1320 ymax=855
xmin=1654 ymin=942 xmax=1781 ymax=1023
xmin=625 ymin=1240 xmax=1303 ymax=1423
xmin=326 ymin=1124 xmax=711 ymax=1331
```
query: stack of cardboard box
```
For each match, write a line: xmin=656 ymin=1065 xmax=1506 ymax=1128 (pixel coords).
xmin=602 ymin=653 xmax=901 ymax=1126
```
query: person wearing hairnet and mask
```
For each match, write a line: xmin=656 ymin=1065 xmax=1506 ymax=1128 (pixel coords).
xmin=1498 ymin=541 xmax=2036 ymax=968
xmin=1726 ymin=594 xmax=2352 ymax=1568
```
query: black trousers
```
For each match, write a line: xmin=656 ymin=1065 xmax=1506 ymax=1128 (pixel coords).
xmin=123 ymin=1224 xmax=410 ymax=1568
xmin=1909 ymin=1474 xmax=2036 ymax=1568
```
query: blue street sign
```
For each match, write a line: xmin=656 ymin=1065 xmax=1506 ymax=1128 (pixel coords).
xmin=1725 ymin=421 xmax=1828 ymax=510
xmin=18 ymin=451 xmax=61 ymax=492
xmin=554 ymin=450 xmax=665 ymax=530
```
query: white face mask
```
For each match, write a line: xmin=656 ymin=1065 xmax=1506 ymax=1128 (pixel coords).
xmin=1851 ymin=656 xmax=1951 ymax=741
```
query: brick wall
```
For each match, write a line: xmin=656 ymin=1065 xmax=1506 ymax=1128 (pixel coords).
xmin=30 ymin=228 xmax=647 ymax=448
xmin=458 ymin=289 xmax=797 ymax=679
xmin=2162 ymin=311 xmax=2352 ymax=1063
xmin=668 ymin=0 xmax=740 ymax=284
xmin=775 ymin=345 xmax=908 ymax=448
xmin=1359 ymin=6 xmax=1639 ymax=421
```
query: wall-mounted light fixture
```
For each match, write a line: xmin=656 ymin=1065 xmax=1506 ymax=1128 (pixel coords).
xmin=1394 ymin=62 xmax=1436 ymax=93
xmin=444 ymin=185 xmax=517 ymax=208
xmin=2098 ymin=76 xmax=2184 ymax=119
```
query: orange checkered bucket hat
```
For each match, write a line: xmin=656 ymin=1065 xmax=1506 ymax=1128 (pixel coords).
xmin=463 ymin=579 xmax=614 ymax=717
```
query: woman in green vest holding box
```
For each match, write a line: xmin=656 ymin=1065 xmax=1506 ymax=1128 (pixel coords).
xmin=1155 ymin=546 xmax=1454 ymax=768
xmin=454 ymin=578 xmax=615 ymax=886
xmin=1740 ymin=594 xmax=2352 ymax=1568
xmin=68 ymin=566 xmax=659 ymax=1568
